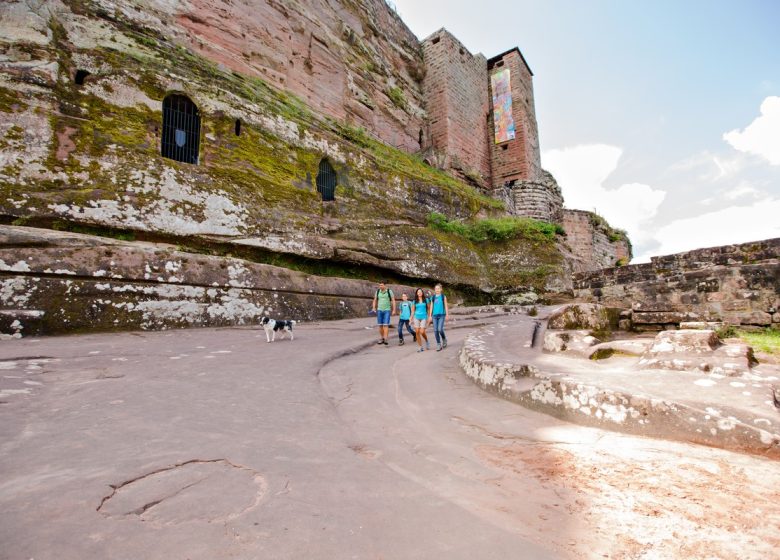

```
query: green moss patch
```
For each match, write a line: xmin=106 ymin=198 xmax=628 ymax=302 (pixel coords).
xmin=428 ymin=212 xmax=563 ymax=243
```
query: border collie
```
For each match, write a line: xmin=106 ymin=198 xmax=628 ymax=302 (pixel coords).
xmin=260 ymin=317 xmax=296 ymax=343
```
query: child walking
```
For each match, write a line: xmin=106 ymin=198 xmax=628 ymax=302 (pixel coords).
xmin=397 ymin=293 xmax=416 ymax=345
xmin=412 ymin=288 xmax=431 ymax=352
xmin=431 ymin=283 xmax=449 ymax=351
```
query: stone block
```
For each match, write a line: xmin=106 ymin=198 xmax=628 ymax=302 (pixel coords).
xmin=679 ymin=321 xmax=724 ymax=330
xmin=740 ymin=311 xmax=773 ymax=326
xmin=631 ymin=311 xmax=699 ymax=325
xmin=646 ymin=330 xmax=720 ymax=354
xmin=547 ymin=303 xmax=612 ymax=331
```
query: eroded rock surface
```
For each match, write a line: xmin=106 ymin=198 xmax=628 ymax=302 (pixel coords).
xmin=547 ymin=303 xmax=616 ymax=332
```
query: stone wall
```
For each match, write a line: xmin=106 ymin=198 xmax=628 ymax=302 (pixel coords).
xmin=421 ymin=30 xmax=491 ymax=187
xmin=488 ymin=48 xmax=542 ymax=187
xmin=573 ymin=238 xmax=780 ymax=328
xmin=0 ymin=226 xmax=417 ymax=336
xmin=562 ymin=209 xmax=631 ymax=272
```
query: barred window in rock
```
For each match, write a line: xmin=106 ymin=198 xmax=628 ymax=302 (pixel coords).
xmin=161 ymin=94 xmax=201 ymax=164
xmin=316 ymin=159 xmax=337 ymax=201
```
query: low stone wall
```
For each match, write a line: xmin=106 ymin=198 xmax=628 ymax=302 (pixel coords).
xmin=573 ymin=238 xmax=780 ymax=328
xmin=0 ymin=226 xmax=416 ymax=337
xmin=459 ymin=323 xmax=780 ymax=458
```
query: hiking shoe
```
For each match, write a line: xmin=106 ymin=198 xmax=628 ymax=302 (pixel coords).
xmin=399 ymin=339 xmax=405 ymax=346
xmin=382 ymin=340 xmax=389 ymax=345
xmin=376 ymin=339 xmax=384 ymax=345
xmin=442 ymin=340 xmax=447 ymax=349
xmin=436 ymin=344 xmax=442 ymax=352
xmin=418 ymin=347 xmax=424 ymax=352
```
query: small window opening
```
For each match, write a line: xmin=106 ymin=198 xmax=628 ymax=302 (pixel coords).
xmin=161 ymin=94 xmax=201 ymax=165
xmin=495 ymin=61 xmax=504 ymax=68
xmin=418 ymin=129 xmax=423 ymax=146
xmin=316 ymin=158 xmax=337 ymax=202
xmin=235 ymin=119 xmax=241 ymax=136
xmin=74 ymin=69 xmax=90 ymax=85
xmin=459 ymin=48 xmax=465 ymax=55
xmin=502 ymin=144 xmax=509 ymax=151
xmin=431 ymin=36 xmax=440 ymax=44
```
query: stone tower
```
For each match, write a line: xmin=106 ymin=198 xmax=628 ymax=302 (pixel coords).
xmin=421 ymin=30 xmax=561 ymax=224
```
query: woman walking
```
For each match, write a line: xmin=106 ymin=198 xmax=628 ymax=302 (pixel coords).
xmin=430 ymin=283 xmax=449 ymax=351
xmin=412 ymin=288 xmax=431 ymax=352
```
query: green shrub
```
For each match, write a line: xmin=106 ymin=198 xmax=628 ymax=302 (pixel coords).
xmin=427 ymin=212 xmax=563 ymax=243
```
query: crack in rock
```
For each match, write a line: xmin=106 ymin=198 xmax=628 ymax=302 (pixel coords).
xmin=97 ymin=458 xmax=267 ymax=525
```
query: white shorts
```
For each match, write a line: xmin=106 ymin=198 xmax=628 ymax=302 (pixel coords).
xmin=413 ymin=318 xmax=427 ymax=329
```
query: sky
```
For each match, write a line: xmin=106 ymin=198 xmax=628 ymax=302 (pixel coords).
xmin=391 ymin=0 xmax=780 ymax=262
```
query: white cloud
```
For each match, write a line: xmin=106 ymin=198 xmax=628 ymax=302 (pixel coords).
xmin=723 ymin=96 xmax=780 ymax=165
xmin=541 ymin=144 xmax=666 ymax=248
xmin=639 ymin=196 xmax=780 ymax=262
xmin=722 ymin=181 xmax=761 ymax=201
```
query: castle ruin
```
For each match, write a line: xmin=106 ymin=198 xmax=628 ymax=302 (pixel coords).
xmin=0 ymin=0 xmax=637 ymax=335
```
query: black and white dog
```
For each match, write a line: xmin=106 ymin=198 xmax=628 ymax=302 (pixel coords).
xmin=260 ymin=317 xmax=296 ymax=343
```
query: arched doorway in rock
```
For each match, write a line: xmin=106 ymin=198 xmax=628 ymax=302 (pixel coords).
xmin=161 ymin=94 xmax=201 ymax=164
xmin=316 ymin=158 xmax=337 ymax=201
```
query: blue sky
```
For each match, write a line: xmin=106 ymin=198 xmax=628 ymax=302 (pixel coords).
xmin=392 ymin=0 xmax=780 ymax=261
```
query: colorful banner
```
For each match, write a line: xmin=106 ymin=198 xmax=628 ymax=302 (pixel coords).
xmin=491 ymin=68 xmax=515 ymax=144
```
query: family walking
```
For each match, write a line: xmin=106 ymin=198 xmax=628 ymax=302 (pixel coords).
xmin=371 ymin=282 xmax=449 ymax=352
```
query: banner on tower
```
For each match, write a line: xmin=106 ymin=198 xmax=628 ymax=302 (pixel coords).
xmin=491 ymin=68 xmax=516 ymax=144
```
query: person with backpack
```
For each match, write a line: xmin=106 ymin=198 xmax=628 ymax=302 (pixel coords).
xmin=430 ymin=283 xmax=449 ymax=351
xmin=397 ymin=292 xmax=416 ymax=346
xmin=372 ymin=282 xmax=395 ymax=346
xmin=412 ymin=287 xmax=431 ymax=352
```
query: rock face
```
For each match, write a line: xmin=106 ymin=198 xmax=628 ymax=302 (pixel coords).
xmin=0 ymin=226 xmax=419 ymax=335
xmin=93 ymin=0 xmax=427 ymax=152
xmin=574 ymin=238 xmax=780 ymax=328
xmin=0 ymin=0 xmax=637 ymax=336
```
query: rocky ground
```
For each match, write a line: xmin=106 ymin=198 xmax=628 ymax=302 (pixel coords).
xmin=1 ymin=312 xmax=779 ymax=559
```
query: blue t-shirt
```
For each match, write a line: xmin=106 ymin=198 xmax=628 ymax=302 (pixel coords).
xmin=432 ymin=293 xmax=446 ymax=316
xmin=413 ymin=300 xmax=428 ymax=320
xmin=399 ymin=301 xmax=412 ymax=321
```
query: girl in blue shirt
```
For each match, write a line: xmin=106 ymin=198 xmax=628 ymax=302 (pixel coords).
xmin=412 ymin=288 xmax=431 ymax=352
xmin=397 ymin=293 xmax=416 ymax=345
xmin=431 ymin=283 xmax=449 ymax=351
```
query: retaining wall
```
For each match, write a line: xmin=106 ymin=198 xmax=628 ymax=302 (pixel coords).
xmin=573 ymin=238 xmax=780 ymax=328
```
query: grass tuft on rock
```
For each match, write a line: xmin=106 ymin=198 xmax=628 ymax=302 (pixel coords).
xmin=428 ymin=212 xmax=564 ymax=243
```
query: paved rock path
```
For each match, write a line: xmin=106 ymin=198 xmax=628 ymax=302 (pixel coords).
xmin=1 ymin=314 xmax=779 ymax=559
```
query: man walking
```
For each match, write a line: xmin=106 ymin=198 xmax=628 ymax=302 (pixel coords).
xmin=372 ymin=282 xmax=396 ymax=346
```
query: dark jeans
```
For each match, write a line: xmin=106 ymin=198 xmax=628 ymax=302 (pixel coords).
xmin=432 ymin=314 xmax=447 ymax=344
xmin=398 ymin=319 xmax=415 ymax=341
